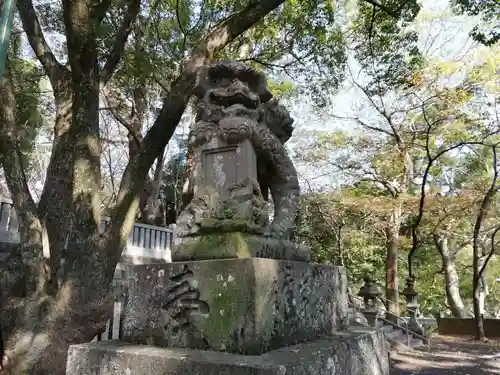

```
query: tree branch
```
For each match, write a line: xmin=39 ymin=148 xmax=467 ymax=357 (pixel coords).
xmin=103 ymin=0 xmax=286 ymax=271
xmin=105 ymin=106 xmax=142 ymax=148
xmin=100 ymin=0 xmax=141 ymax=86
xmin=407 ymin=98 xmax=500 ymax=278
xmin=332 ymin=114 xmax=396 ymax=138
xmin=17 ymin=0 xmax=65 ymax=86
xmin=361 ymin=0 xmax=400 ymax=18
xmin=353 ymin=79 xmax=403 ymax=144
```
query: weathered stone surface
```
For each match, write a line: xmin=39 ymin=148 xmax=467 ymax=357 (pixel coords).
xmin=120 ymin=259 xmax=347 ymax=355
xmin=66 ymin=328 xmax=390 ymax=375
xmin=176 ymin=138 xmax=268 ymax=238
xmin=0 ymin=242 xmax=18 ymax=262
xmin=172 ymin=232 xmax=310 ymax=262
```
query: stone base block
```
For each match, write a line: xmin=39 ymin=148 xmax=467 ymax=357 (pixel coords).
xmin=173 ymin=232 xmax=310 ymax=262
xmin=121 ymin=259 xmax=347 ymax=355
xmin=66 ymin=328 xmax=389 ymax=375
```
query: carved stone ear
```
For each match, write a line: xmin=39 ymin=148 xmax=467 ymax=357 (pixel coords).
xmin=253 ymin=69 xmax=272 ymax=103
xmin=257 ymin=86 xmax=273 ymax=103
xmin=194 ymin=66 xmax=210 ymax=98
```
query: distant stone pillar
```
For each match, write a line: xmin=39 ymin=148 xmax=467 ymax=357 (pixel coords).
xmin=358 ymin=275 xmax=381 ymax=327
xmin=402 ymin=277 xmax=425 ymax=337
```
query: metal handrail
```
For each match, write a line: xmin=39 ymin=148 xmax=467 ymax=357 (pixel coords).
xmin=348 ymin=293 xmax=427 ymax=347
xmin=376 ymin=293 xmax=397 ymax=306
xmin=375 ymin=293 xmax=418 ymax=321
xmin=376 ymin=294 xmax=413 ymax=312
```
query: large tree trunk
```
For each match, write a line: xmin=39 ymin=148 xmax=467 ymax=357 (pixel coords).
xmin=433 ymin=234 xmax=467 ymax=318
xmin=1 ymin=1 xmax=287 ymax=373
xmin=385 ymin=206 xmax=401 ymax=324
xmin=0 ymin=0 xmax=136 ymax=373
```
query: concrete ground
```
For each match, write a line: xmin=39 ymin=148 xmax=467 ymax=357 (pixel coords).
xmin=390 ymin=335 xmax=500 ymax=374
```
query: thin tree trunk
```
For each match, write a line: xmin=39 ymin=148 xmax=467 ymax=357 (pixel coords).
xmin=433 ymin=234 xmax=467 ymax=318
xmin=141 ymin=151 xmax=166 ymax=225
xmin=471 ymin=145 xmax=498 ymax=341
xmin=385 ymin=206 xmax=400 ymax=324
xmin=473 ymin=287 xmax=485 ymax=340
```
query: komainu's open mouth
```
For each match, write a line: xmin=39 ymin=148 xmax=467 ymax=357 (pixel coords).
xmin=221 ymin=103 xmax=259 ymax=119
xmin=209 ymin=90 xmax=259 ymax=109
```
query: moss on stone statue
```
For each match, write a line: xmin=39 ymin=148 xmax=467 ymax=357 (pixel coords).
xmin=188 ymin=232 xmax=253 ymax=258
xmin=201 ymin=272 xmax=252 ymax=349
xmin=199 ymin=217 xmax=263 ymax=235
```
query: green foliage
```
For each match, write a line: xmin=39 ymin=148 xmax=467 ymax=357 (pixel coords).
xmin=5 ymin=38 xmax=45 ymax=169
xmin=106 ymin=0 xmax=353 ymax=109
xmin=296 ymin=21 xmax=500 ymax=318
xmin=297 ymin=191 xmax=387 ymax=286
xmin=267 ymin=80 xmax=295 ymax=100
xmin=161 ymin=139 xmax=189 ymax=224
xmin=350 ymin=0 xmax=424 ymax=95
xmin=453 ymin=0 xmax=499 ymax=46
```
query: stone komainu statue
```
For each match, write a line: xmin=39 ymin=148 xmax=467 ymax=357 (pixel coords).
xmin=178 ymin=61 xmax=300 ymax=240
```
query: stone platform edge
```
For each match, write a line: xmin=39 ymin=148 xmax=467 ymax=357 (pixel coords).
xmin=66 ymin=327 xmax=389 ymax=375
xmin=172 ymin=232 xmax=311 ymax=262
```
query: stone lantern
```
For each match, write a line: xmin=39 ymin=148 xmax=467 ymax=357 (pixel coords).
xmin=401 ymin=277 xmax=424 ymax=337
xmin=358 ymin=275 xmax=381 ymax=327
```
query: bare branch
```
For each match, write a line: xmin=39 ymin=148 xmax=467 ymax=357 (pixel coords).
xmin=105 ymin=106 xmax=142 ymax=148
xmin=332 ymin=114 xmax=396 ymax=138
xmin=353 ymin=79 xmax=403 ymax=144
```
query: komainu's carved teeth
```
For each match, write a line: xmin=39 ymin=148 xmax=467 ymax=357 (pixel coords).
xmin=222 ymin=104 xmax=259 ymax=119
xmin=208 ymin=90 xmax=259 ymax=109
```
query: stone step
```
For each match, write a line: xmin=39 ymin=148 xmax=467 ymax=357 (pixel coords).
xmin=381 ymin=324 xmax=425 ymax=350
xmin=380 ymin=325 xmax=394 ymax=334
xmin=384 ymin=326 xmax=406 ymax=341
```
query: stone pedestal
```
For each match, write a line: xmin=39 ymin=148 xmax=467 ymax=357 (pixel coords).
xmin=407 ymin=303 xmax=425 ymax=337
xmin=402 ymin=277 xmax=425 ymax=337
xmin=172 ymin=232 xmax=310 ymax=262
xmin=65 ymin=60 xmax=389 ymax=375
xmin=67 ymin=327 xmax=390 ymax=375
xmin=361 ymin=307 xmax=380 ymax=328
xmin=120 ymin=259 xmax=347 ymax=355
